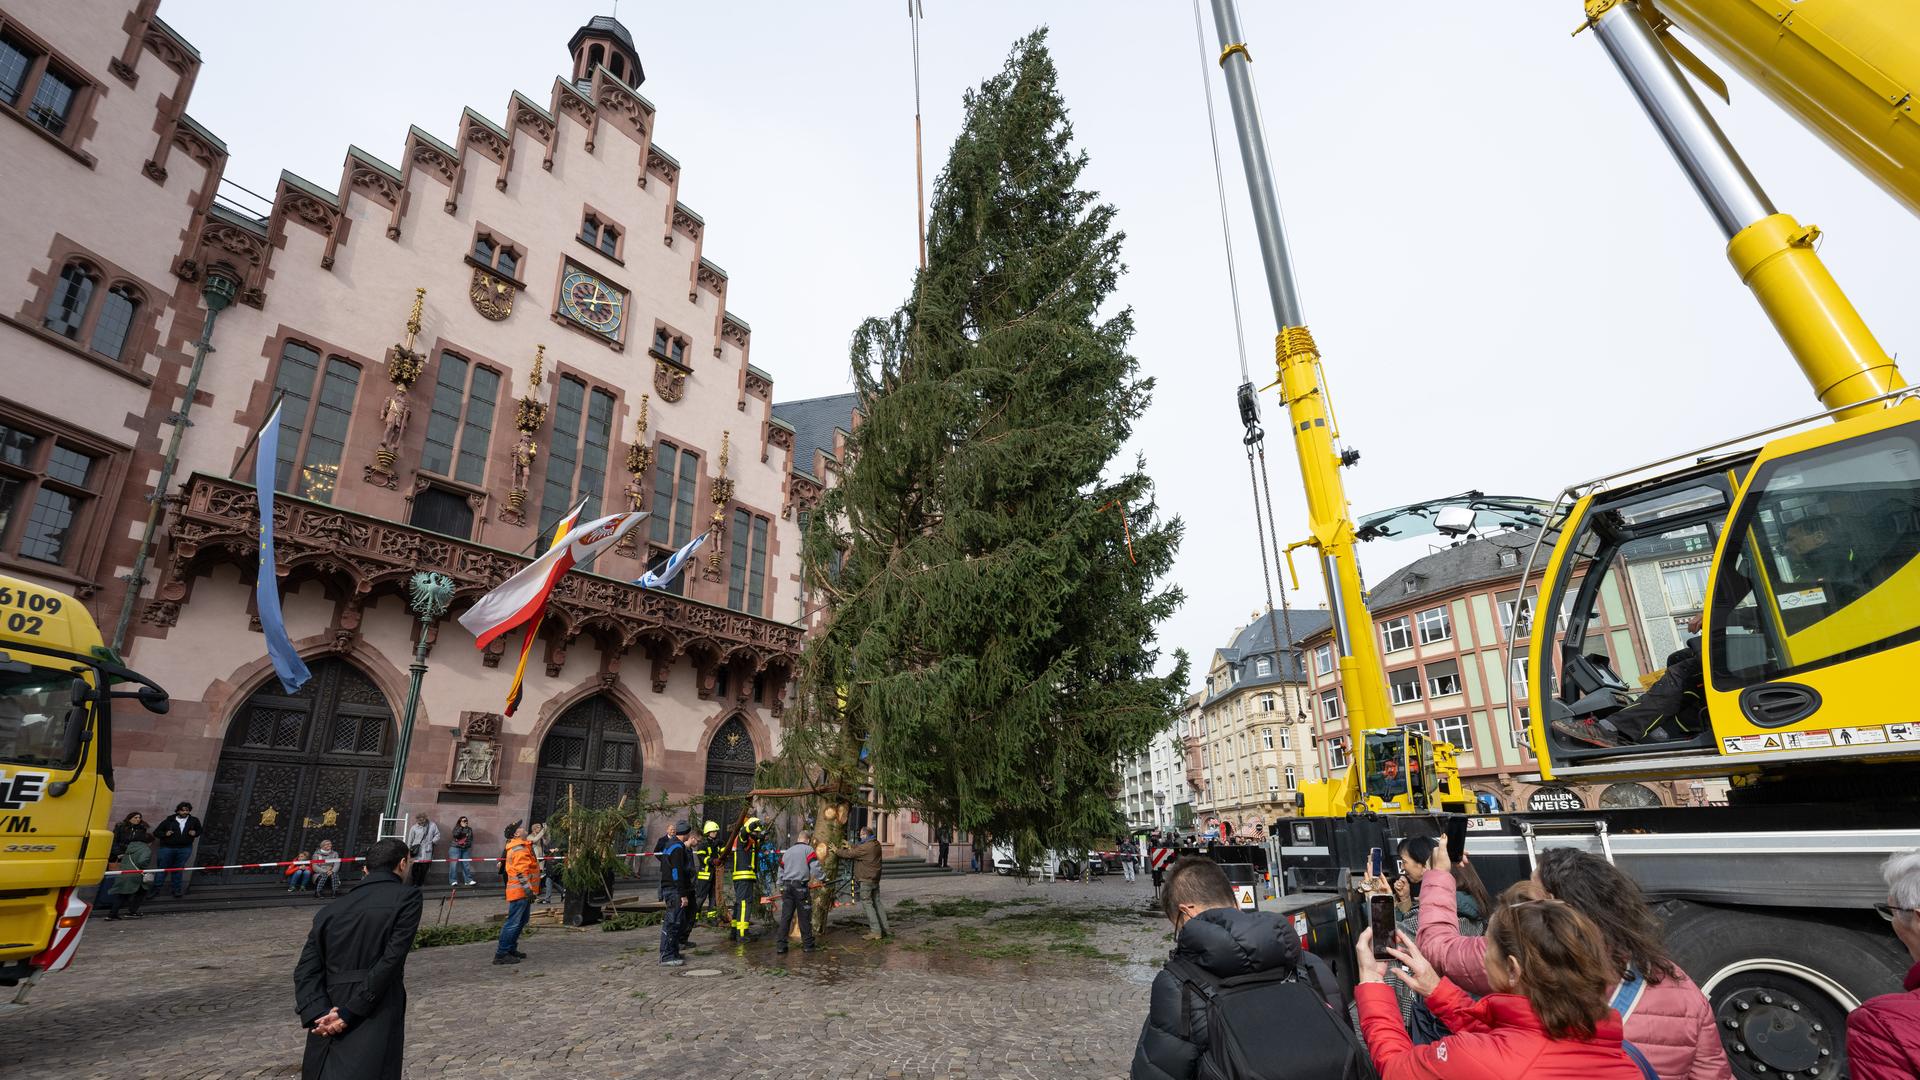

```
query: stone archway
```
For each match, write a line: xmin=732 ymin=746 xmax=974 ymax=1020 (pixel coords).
xmin=528 ymin=694 xmax=643 ymax=825
xmin=700 ymin=715 xmax=758 ymax=830
xmin=199 ymin=658 xmax=395 ymax=875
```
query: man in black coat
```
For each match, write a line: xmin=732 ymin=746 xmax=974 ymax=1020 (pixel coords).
xmin=1131 ymin=857 xmax=1341 ymax=1080
xmin=293 ymin=838 xmax=421 ymax=1080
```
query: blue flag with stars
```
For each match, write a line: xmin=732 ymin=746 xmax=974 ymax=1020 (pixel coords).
xmin=255 ymin=403 xmax=312 ymax=694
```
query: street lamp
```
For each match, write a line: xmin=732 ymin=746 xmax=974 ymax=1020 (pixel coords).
xmin=384 ymin=571 xmax=454 ymax=823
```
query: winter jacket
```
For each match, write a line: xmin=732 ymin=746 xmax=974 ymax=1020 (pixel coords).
xmin=833 ymin=838 xmax=883 ymax=883
xmin=1845 ymin=960 xmax=1920 ymax=1080
xmin=1416 ymin=870 xmax=1732 ymax=1080
xmin=449 ymin=826 xmax=473 ymax=852
xmin=503 ymin=837 xmax=541 ymax=902
xmin=1129 ymin=906 xmax=1340 ymax=1080
xmin=110 ymin=840 xmax=152 ymax=896
xmin=1358 ymin=977 xmax=1644 ymax=1080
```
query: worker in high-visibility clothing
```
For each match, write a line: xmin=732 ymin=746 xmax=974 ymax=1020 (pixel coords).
xmin=727 ymin=816 xmax=766 ymax=941
xmin=688 ymin=820 xmax=722 ymax=938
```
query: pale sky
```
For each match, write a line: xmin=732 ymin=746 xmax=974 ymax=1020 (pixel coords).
xmin=165 ymin=2 xmax=1920 ymax=691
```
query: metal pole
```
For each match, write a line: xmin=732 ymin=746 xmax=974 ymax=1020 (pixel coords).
xmin=1207 ymin=0 xmax=1304 ymax=327
xmin=1587 ymin=1 xmax=1773 ymax=238
xmin=385 ymin=572 xmax=452 ymax=821
xmin=111 ymin=270 xmax=240 ymax=653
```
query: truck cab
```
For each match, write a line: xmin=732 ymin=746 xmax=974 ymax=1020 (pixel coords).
xmin=0 ymin=573 xmax=167 ymax=1010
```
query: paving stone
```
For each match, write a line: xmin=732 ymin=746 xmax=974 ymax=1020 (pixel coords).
xmin=6 ymin=872 xmax=1171 ymax=1079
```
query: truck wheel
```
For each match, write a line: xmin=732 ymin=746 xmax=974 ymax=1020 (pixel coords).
xmin=1058 ymin=860 xmax=1078 ymax=880
xmin=1662 ymin=904 xmax=1908 ymax=1080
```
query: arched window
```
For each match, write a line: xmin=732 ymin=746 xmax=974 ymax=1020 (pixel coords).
xmin=610 ymin=54 xmax=625 ymax=79
xmin=89 ymin=284 xmax=140 ymax=360
xmin=588 ymin=43 xmax=605 ymax=70
xmin=43 ymin=262 xmax=94 ymax=339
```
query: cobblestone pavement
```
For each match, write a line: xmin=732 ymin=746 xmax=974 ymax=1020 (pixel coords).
xmin=6 ymin=870 xmax=1178 ymax=1079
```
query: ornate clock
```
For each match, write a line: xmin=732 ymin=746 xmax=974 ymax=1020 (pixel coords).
xmin=558 ymin=266 xmax=625 ymax=340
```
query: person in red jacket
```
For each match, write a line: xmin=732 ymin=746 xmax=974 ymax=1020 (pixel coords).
xmin=1417 ymin=844 xmax=1731 ymax=1080
xmin=1356 ymin=882 xmax=1647 ymax=1079
xmin=1846 ymin=849 xmax=1920 ymax=1080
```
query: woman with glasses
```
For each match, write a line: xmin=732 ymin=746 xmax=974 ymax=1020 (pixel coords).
xmin=1847 ymin=849 xmax=1920 ymax=1080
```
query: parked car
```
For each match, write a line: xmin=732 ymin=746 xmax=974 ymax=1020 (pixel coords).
xmin=990 ymin=843 xmax=1108 ymax=878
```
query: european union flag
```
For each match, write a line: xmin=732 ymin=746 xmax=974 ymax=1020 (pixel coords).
xmin=255 ymin=403 xmax=312 ymax=694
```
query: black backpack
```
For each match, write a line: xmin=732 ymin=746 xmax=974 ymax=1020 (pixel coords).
xmin=1165 ymin=957 xmax=1373 ymax=1080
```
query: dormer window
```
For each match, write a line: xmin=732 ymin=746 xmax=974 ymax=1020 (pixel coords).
xmin=580 ymin=212 xmax=620 ymax=259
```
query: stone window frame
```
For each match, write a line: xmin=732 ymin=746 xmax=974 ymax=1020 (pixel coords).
xmin=266 ymin=337 xmax=368 ymax=505
xmin=6 ymin=237 xmax=164 ymax=384
xmin=578 ymin=203 xmax=625 ymax=264
xmin=417 ymin=345 xmax=506 ymax=489
xmin=0 ymin=398 xmax=131 ymax=588
xmin=466 ymin=222 xmax=527 ymax=286
xmin=648 ymin=320 xmax=691 ymax=370
xmin=0 ymin=14 xmax=102 ymax=166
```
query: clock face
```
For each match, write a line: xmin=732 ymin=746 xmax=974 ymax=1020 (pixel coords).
xmin=560 ymin=268 xmax=624 ymax=338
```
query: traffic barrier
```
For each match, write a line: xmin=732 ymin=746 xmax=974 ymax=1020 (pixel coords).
xmin=101 ymin=853 xmax=571 ymax=876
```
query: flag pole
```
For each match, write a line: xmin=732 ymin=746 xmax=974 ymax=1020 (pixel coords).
xmin=228 ymin=390 xmax=287 ymax=481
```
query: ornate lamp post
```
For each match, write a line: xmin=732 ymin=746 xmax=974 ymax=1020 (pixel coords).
xmin=385 ymin=571 xmax=454 ymax=822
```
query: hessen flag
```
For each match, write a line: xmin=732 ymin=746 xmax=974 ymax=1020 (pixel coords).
xmin=254 ymin=402 xmax=312 ymax=694
xmin=501 ymin=502 xmax=585 ymax=717
xmin=458 ymin=509 xmax=648 ymax=650
xmin=634 ymin=533 xmax=707 ymax=590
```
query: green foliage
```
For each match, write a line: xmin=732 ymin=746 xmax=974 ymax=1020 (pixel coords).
xmin=413 ymin=922 xmax=528 ymax=950
xmin=794 ymin=30 xmax=1188 ymax=868
xmin=552 ymin=797 xmax=640 ymax=899
xmin=600 ymin=909 xmax=664 ymax=932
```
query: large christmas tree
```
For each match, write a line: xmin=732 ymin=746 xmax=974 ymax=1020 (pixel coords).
xmin=794 ymin=31 xmax=1188 ymax=865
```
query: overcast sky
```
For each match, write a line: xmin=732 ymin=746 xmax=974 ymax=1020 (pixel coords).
xmin=166 ymin=2 xmax=1920 ymax=691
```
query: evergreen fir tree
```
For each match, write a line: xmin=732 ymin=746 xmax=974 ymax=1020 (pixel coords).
xmin=793 ymin=31 xmax=1188 ymax=865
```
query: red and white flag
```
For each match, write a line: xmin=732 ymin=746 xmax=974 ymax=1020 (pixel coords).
xmin=458 ymin=508 xmax=648 ymax=650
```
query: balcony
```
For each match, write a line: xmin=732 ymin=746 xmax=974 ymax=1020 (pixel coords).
xmin=145 ymin=473 xmax=800 ymax=703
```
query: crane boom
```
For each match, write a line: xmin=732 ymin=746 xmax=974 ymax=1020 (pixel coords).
xmin=1650 ymin=0 xmax=1920 ymax=220
xmin=1206 ymin=0 xmax=1446 ymax=817
xmin=1581 ymin=0 xmax=1907 ymax=417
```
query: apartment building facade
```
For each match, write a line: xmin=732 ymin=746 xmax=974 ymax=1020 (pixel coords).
xmin=1187 ymin=609 xmax=1333 ymax=833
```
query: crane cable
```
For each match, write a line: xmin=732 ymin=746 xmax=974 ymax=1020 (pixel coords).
xmin=1192 ymin=0 xmax=1300 ymax=671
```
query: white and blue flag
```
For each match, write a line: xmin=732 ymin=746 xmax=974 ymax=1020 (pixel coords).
xmin=254 ymin=402 xmax=313 ymax=694
xmin=634 ymin=533 xmax=708 ymax=590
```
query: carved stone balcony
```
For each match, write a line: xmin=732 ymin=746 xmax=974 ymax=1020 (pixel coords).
xmin=144 ymin=473 xmax=798 ymax=708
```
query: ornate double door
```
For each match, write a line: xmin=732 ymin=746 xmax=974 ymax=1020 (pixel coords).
xmin=701 ymin=715 xmax=758 ymax=830
xmin=199 ymin=659 xmax=395 ymax=876
xmin=528 ymin=695 xmax=645 ymax=825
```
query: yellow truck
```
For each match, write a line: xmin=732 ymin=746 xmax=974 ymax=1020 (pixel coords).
xmin=0 ymin=573 xmax=168 ymax=1012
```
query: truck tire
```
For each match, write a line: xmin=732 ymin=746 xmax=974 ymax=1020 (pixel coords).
xmin=1057 ymin=859 xmax=1079 ymax=880
xmin=1661 ymin=903 xmax=1908 ymax=1080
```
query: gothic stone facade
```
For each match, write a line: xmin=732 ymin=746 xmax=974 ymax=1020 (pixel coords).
xmin=0 ymin=1 xmax=830 ymax=866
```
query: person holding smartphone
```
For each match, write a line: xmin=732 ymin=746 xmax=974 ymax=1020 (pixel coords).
xmin=1355 ymin=882 xmax=1650 ymax=1079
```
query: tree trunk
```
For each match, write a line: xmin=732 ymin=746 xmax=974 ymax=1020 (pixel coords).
xmin=811 ymin=807 xmax=846 ymax=938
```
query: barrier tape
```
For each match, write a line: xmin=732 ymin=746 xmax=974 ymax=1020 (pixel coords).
xmin=101 ymin=853 xmax=577 ymax=877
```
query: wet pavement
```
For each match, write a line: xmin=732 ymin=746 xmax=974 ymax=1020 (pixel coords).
xmin=5 ymin=868 xmax=1176 ymax=1078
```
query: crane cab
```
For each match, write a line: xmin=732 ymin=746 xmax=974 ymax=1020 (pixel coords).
xmin=1526 ymin=403 xmax=1920 ymax=786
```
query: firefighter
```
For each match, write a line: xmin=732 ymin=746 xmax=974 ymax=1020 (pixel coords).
xmin=690 ymin=820 xmax=722 ymax=932
xmin=727 ymin=816 xmax=766 ymax=941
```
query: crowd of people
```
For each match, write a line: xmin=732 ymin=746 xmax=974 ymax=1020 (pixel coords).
xmin=1132 ymin=844 xmax=1920 ymax=1080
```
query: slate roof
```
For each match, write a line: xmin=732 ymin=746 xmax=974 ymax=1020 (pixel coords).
xmin=1367 ymin=530 xmax=1539 ymax=611
xmin=1200 ymin=608 xmax=1334 ymax=707
xmin=570 ymin=15 xmax=637 ymax=55
xmin=771 ymin=392 xmax=860 ymax=477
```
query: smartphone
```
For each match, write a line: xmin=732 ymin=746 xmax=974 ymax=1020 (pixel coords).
xmin=1368 ymin=846 xmax=1384 ymax=878
xmin=1368 ymin=894 xmax=1395 ymax=959
xmin=1445 ymin=818 xmax=1467 ymax=866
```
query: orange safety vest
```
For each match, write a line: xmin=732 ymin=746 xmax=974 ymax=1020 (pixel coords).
xmin=504 ymin=837 xmax=541 ymax=902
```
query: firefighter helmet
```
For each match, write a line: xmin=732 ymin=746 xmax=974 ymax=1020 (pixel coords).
xmin=702 ymin=820 xmax=720 ymax=836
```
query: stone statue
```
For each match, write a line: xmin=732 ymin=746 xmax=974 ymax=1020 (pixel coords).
xmin=511 ymin=431 xmax=536 ymax=493
xmin=379 ymin=392 xmax=410 ymax=451
xmin=453 ymin=739 xmax=496 ymax=786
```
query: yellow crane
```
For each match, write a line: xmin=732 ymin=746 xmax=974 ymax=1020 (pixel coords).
xmin=1203 ymin=4 xmax=1918 ymax=1074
